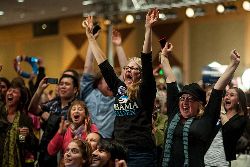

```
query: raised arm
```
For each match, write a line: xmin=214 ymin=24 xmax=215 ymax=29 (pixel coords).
xmin=160 ymin=42 xmax=176 ymax=83
xmin=214 ymin=49 xmax=240 ymax=90
xmin=84 ymin=30 xmax=100 ymax=74
xmin=82 ymin=16 xmax=106 ymax=65
xmin=28 ymin=77 xmax=49 ymax=115
xmin=143 ymin=8 xmax=159 ymax=53
xmin=112 ymin=29 xmax=128 ymax=68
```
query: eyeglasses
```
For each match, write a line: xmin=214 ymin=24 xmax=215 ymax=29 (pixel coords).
xmin=179 ymin=95 xmax=197 ymax=103
xmin=123 ymin=66 xmax=140 ymax=71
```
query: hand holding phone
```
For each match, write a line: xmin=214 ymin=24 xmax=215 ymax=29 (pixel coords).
xmin=159 ymin=37 xmax=167 ymax=49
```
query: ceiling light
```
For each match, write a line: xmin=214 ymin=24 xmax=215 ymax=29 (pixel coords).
xmin=61 ymin=7 xmax=68 ymax=12
xmin=186 ymin=7 xmax=195 ymax=18
xmin=125 ymin=14 xmax=134 ymax=24
xmin=159 ymin=13 xmax=166 ymax=20
xmin=82 ymin=0 xmax=93 ymax=6
xmin=20 ymin=13 xmax=25 ymax=19
xmin=0 ymin=11 xmax=4 ymax=16
xmin=242 ymin=1 xmax=250 ymax=11
xmin=216 ymin=4 xmax=225 ymax=13
xmin=17 ymin=0 xmax=24 ymax=2
xmin=41 ymin=24 xmax=47 ymax=30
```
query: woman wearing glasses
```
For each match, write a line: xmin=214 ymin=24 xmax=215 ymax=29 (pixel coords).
xmin=82 ymin=8 xmax=159 ymax=167
xmin=160 ymin=41 xmax=241 ymax=167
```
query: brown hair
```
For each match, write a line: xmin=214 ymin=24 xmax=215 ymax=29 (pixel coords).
xmin=67 ymin=100 xmax=92 ymax=133
xmin=71 ymin=139 xmax=92 ymax=167
xmin=232 ymin=87 xmax=248 ymax=116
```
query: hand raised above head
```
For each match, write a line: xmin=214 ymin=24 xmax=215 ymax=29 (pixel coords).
xmin=112 ymin=29 xmax=122 ymax=46
xmin=145 ymin=8 xmax=159 ymax=28
xmin=161 ymin=42 xmax=173 ymax=59
xmin=230 ymin=49 xmax=240 ymax=66
xmin=82 ymin=16 xmax=94 ymax=39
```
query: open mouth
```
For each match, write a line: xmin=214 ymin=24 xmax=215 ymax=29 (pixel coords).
xmin=7 ymin=96 xmax=13 ymax=102
xmin=73 ymin=114 xmax=80 ymax=120
xmin=182 ymin=106 xmax=189 ymax=112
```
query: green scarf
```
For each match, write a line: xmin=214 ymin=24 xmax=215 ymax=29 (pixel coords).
xmin=162 ymin=113 xmax=194 ymax=167
xmin=2 ymin=111 xmax=22 ymax=167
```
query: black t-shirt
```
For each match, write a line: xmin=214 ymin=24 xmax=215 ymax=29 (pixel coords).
xmin=99 ymin=52 xmax=156 ymax=150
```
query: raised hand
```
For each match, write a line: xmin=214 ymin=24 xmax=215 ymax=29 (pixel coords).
xmin=37 ymin=77 xmax=49 ymax=93
xmin=112 ymin=29 xmax=122 ymax=46
xmin=145 ymin=8 xmax=159 ymax=28
xmin=82 ymin=16 xmax=94 ymax=39
xmin=115 ymin=159 xmax=127 ymax=167
xmin=230 ymin=49 xmax=240 ymax=66
xmin=161 ymin=42 xmax=173 ymax=57
xmin=58 ymin=116 xmax=70 ymax=135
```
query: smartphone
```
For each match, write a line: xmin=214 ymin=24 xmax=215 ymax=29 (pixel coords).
xmin=93 ymin=25 xmax=101 ymax=35
xmin=159 ymin=37 xmax=167 ymax=49
xmin=46 ymin=78 xmax=58 ymax=84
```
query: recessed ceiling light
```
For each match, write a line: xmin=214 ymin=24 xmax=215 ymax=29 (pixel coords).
xmin=17 ymin=0 xmax=24 ymax=3
xmin=61 ymin=7 xmax=68 ymax=12
xmin=82 ymin=0 xmax=93 ymax=6
xmin=20 ymin=13 xmax=25 ymax=19
xmin=0 ymin=11 xmax=4 ymax=16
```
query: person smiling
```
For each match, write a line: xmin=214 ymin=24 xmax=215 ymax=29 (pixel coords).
xmin=160 ymin=41 xmax=241 ymax=167
xmin=83 ymin=8 xmax=159 ymax=166
xmin=64 ymin=138 xmax=92 ymax=167
xmin=47 ymin=100 xmax=98 ymax=164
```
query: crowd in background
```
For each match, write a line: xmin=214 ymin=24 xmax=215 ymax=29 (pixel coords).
xmin=0 ymin=8 xmax=250 ymax=167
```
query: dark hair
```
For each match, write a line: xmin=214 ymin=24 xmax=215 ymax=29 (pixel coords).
xmin=0 ymin=77 xmax=11 ymax=89
xmin=98 ymin=140 xmax=128 ymax=162
xmin=232 ymin=87 xmax=248 ymax=116
xmin=9 ymin=81 xmax=28 ymax=111
xmin=63 ymin=69 xmax=79 ymax=82
xmin=11 ymin=77 xmax=25 ymax=87
xmin=59 ymin=74 xmax=79 ymax=89
xmin=93 ymin=72 xmax=103 ymax=89
xmin=71 ymin=138 xmax=92 ymax=167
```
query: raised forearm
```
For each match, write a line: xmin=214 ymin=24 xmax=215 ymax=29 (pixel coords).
xmin=115 ymin=45 xmax=128 ymax=68
xmin=84 ymin=44 xmax=94 ymax=73
xmin=142 ymin=27 xmax=152 ymax=54
xmin=214 ymin=62 xmax=238 ymax=90
xmin=88 ymin=38 xmax=106 ymax=65
xmin=161 ymin=55 xmax=176 ymax=83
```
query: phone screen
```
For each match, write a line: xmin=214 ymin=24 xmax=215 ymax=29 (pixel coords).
xmin=93 ymin=25 xmax=101 ymax=35
xmin=46 ymin=78 xmax=58 ymax=84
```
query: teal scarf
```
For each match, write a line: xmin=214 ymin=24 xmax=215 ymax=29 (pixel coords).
xmin=162 ymin=113 xmax=194 ymax=167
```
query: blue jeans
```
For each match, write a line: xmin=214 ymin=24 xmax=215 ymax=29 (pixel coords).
xmin=127 ymin=149 xmax=157 ymax=167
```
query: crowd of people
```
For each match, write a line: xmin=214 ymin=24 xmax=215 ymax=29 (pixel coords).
xmin=0 ymin=8 xmax=250 ymax=167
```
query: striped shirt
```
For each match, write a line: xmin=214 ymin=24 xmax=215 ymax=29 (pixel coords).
xmin=204 ymin=129 xmax=229 ymax=167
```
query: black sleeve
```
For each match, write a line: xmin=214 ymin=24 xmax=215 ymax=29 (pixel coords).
xmin=166 ymin=82 xmax=179 ymax=119
xmin=140 ymin=52 xmax=157 ymax=110
xmin=99 ymin=60 xmax=123 ymax=95
xmin=33 ymin=67 xmax=46 ymax=95
xmin=203 ymin=89 xmax=224 ymax=126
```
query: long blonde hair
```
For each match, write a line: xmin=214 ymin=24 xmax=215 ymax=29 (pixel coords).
xmin=126 ymin=57 xmax=142 ymax=100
